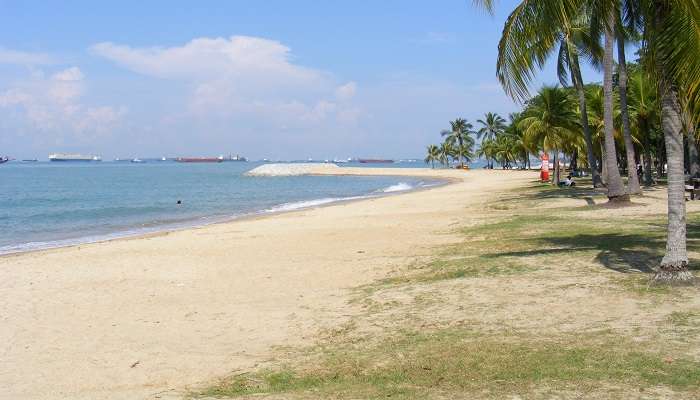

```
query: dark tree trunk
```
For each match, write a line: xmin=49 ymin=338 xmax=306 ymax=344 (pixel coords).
xmin=688 ymin=132 xmax=700 ymax=178
xmin=569 ymin=48 xmax=604 ymax=187
xmin=641 ymin=118 xmax=655 ymax=186
xmin=603 ymin=10 xmax=629 ymax=202
xmin=616 ymin=12 xmax=642 ymax=195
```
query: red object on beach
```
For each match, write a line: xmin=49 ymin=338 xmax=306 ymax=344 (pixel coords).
xmin=540 ymin=153 xmax=549 ymax=182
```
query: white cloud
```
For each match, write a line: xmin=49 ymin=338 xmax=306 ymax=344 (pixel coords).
xmin=91 ymin=36 xmax=325 ymax=87
xmin=52 ymin=66 xmax=84 ymax=82
xmin=0 ymin=66 xmax=126 ymax=138
xmin=0 ymin=47 xmax=54 ymax=65
xmin=93 ymin=36 xmax=361 ymax=127
xmin=335 ymin=82 xmax=357 ymax=101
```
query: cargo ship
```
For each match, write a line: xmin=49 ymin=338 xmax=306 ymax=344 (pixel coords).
xmin=358 ymin=158 xmax=394 ymax=164
xmin=175 ymin=156 xmax=224 ymax=163
xmin=222 ymin=154 xmax=247 ymax=162
xmin=49 ymin=153 xmax=102 ymax=162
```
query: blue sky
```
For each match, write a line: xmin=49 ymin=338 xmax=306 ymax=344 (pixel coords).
xmin=0 ymin=1 xmax=602 ymax=160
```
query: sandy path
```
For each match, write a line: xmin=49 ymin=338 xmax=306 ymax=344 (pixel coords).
xmin=0 ymin=168 xmax=532 ymax=399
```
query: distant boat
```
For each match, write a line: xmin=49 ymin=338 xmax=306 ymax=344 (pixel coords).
xmin=175 ymin=156 xmax=224 ymax=163
xmin=49 ymin=153 xmax=101 ymax=162
xmin=0 ymin=156 xmax=10 ymax=164
xmin=131 ymin=158 xmax=145 ymax=163
xmin=358 ymin=158 xmax=394 ymax=164
xmin=222 ymin=154 xmax=247 ymax=162
xmin=21 ymin=159 xmax=38 ymax=162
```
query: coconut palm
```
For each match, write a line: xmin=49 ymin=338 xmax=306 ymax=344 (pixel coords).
xmin=441 ymin=118 xmax=475 ymax=168
xmin=476 ymin=139 xmax=497 ymax=169
xmin=599 ymin=7 xmax=630 ymax=201
xmin=519 ymin=86 xmax=580 ymax=184
xmin=627 ymin=65 xmax=658 ymax=186
xmin=477 ymin=112 xmax=506 ymax=168
xmin=492 ymin=1 xmax=604 ymax=186
xmin=614 ymin=5 xmax=643 ymax=194
xmin=424 ymin=144 xmax=440 ymax=169
xmin=439 ymin=142 xmax=456 ymax=167
xmin=646 ymin=0 xmax=700 ymax=283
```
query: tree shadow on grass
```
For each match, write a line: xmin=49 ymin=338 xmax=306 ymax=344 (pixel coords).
xmin=483 ymin=234 xmax=661 ymax=273
xmin=482 ymin=223 xmax=700 ymax=274
xmin=518 ymin=184 xmax=607 ymax=205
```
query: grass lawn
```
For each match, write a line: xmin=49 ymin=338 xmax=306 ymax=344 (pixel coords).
xmin=193 ymin=180 xmax=700 ymax=400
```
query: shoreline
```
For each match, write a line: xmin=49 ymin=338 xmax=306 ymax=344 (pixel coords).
xmin=0 ymin=168 xmax=530 ymax=400
xmin=0 ymin=167 xmax=453 ymax=259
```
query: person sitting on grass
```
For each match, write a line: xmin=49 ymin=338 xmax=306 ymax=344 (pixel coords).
xmin=558 ymin=175 xmax=576 ymax=187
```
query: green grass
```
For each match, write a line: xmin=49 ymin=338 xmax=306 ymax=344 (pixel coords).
xmin=667 ymin=311 xmax=699 ymax=327
xmin=195 ymin=329 xmax=700 ymax=399
xmin=195 ymin=183 xmax=700 ymax=399
xmin=378 ymin=184 xmax=700 ymax=287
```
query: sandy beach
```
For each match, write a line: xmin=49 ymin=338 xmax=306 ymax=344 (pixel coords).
xmin=0 ymin=168 xmax=532 ymax=400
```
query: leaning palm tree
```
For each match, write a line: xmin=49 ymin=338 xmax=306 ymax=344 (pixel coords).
xmin=424 ymin=144 xmax=440 ymax=169
xmin=519 ymin=86 xmax=580 ymax=185
xmin=441 ymin=118 xmax=475 ymax=168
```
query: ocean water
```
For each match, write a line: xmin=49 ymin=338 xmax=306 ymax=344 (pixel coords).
xmin=0 ymin=161 xmax=437 ymax=254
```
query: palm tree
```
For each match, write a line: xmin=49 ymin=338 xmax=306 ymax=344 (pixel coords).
xmin=439 ymin=141 xmax=456 ymax=168
xmin=648 ymin=0 xmax=700 ymax=283
xmin=519 ymin=86 xmax=580 ymax=185
xmin=424 ymin=144 xmax=440 ymax=169
xmin=441 ymin=118 xmax=475 ymax=168
xmin=505 ymin=112 xmax=533 ymax=169
xmin=601 ymin=8 xmax=629 ymax=201
xmin=493 ymin=1 xmax=604 ymax=186
xmin=477 ymin=112 xmax=506 ymax=168
xmin=627 ymin=65 xmax=657 ymax=186
xmin=615 ymin=5 xmax=642 ymax=194
xmin=476 ymin=139 xmax=497 ymax=169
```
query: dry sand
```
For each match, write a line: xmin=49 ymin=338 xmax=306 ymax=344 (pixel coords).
xmin=0 ymin=168 xmax=532 ymax=400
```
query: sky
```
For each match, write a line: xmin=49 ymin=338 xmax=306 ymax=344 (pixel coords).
xmin=0 ymin=0 xmax=603 ymax=160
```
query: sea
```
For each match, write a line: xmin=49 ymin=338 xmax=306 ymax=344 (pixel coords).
xmin=0 ymin=161 xmax=441 ymax=255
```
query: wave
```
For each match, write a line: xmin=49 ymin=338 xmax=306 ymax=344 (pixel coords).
xmin=264 ymin=196 xmax=368 ymax=213
xmin=378 ymin=182 xmax=414 ymax=193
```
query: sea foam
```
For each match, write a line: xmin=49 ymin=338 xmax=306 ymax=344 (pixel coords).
xmin=379 ymin=182 xmax=414 ymax=193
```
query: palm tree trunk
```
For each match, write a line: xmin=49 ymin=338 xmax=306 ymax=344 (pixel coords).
xmin=653 ymin=1 xmax=692 ymax=283
xmin=600 ymin=142 xmax=608 ymax=183
xmin=552 ymin=151 xmax=560 ymax=185
xmin=569 ymin=49 xmax=603 ymax=187
xmin=641 ymin=118 xmax=654 ymax=186
xmin=686 ymin=112 xmax=700 ymax=177
xmin=688 ymin=137 xmax=699 ymax=178
xmin=616 ymin=23 xmax=641 ymax=195
xmin=603 ymin=10 xmax=629 ymax=202
xmin=655 ymin=79 xmax=692 ymax=282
